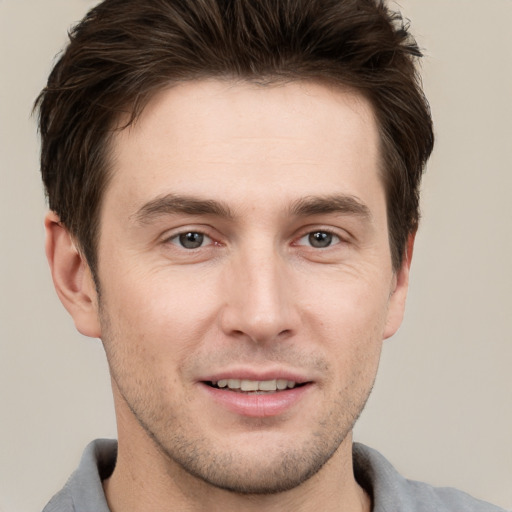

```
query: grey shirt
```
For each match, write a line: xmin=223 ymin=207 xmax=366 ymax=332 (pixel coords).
xmin=42 ymin=439 xmax=507 ymax=512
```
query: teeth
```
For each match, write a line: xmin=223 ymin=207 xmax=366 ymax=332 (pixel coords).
xmin=259 ymin=379 xmax=277 ymax=391
xmin=228 ymin=379 xmax=241 ymax=389
xmin=213 ymin=379 xmax=298 ymax=392
xmin=241 ymin=380 xmax=259 ymax=391
xmin=276 ymin=379 xmax=288 ymax=390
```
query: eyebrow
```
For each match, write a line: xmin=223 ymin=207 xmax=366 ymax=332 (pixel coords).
xmin=289 ymin=194 xmax=372 ymax=221
xmin=133 ymin=194 xmax=235 ymax=224
xmin=133 ymin=192 xmax=372 ymax=225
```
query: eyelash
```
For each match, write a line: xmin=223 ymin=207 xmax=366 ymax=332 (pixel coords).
xmin=167 ymin=231 xmax=216 ymax=250
xmin=164 ymin=227 xmax=345 ymax=251
xmin=295 ymin=229 xmax=342 ymax=249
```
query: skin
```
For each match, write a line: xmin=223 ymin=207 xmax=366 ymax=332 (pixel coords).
xmin=46 ymin=79 xmax=412 ymax=512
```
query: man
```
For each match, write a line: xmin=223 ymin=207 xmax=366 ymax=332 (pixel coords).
xmin=35 ymin=0 xmax=505 ymax=511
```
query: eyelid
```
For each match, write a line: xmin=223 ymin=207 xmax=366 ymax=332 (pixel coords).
xmin=168 ymin=231 xmax=213 ymax=248
xmin=161 ymin=225 xmax=220 ymax=247
xmin=296 ymin=231 xmax=340 ymax=248
xmin=158 ymin=224 xmax=350 ymax=249
xmin=292 ymin=226 xmax=349 ymax=246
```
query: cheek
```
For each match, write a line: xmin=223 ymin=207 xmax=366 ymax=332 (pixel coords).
xmin=100 ymin=267 xmax=222 ymax=357
xmin=300 ymin=272 xmax=389 ymax=371
xmin=303 ymin=268 xmax=391 ymax=333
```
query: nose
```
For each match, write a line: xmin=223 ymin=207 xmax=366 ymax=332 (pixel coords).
xmin=218 ymin=243 xmax=298 ymax=344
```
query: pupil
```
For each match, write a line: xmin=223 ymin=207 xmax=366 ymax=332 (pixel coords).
xmin=179 ymin=232 xmax=204 ymax=249
xmin=309 ymin=231 xmax=332 ymax=248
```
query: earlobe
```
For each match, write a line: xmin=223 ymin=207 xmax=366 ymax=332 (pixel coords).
xmin=45 ymin=211 xmax=102 ymax=338
xmin=383 ymin=233 xmax=415 ymax=340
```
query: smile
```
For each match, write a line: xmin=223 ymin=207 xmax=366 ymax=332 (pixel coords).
xmin=201 ymin=378 xmax=312 ymax=417
xmin=209 ymin=379 xmax=299 ymax=392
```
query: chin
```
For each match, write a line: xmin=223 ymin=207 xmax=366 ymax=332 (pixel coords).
xmin=153 ymin=423 xmax=350 ymax=495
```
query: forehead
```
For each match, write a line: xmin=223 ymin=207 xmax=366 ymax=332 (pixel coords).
xmin=107 ymin=79 xmax=382 ymax=215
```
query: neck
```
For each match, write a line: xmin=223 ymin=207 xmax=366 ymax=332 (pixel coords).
xmin=103 ymin=428 xmax=370 ymax=512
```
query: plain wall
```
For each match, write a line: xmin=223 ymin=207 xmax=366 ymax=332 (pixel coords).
xmin=0 ymin=0 xmax=510 ymax=510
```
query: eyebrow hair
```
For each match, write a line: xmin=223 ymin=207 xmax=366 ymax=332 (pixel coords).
xmin=133 ymin=194 xmax=235 ymax=224
xmin=289 ymin=194 xmax=373 ymax=220
xmin=133 ymin=192 xmax=372 ymax=225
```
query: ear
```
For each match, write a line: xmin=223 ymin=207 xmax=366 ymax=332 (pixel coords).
xmin=45 ymin=211 xmax=102 ymax=338
xmin=383 ymin=233 xmax=415 ymax=340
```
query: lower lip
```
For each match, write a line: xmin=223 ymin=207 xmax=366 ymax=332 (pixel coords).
xmin=199 ymin=383 xmax=312 ymax=418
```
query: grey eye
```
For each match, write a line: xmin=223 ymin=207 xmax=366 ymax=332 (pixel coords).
xmin=296 ymin=230 xmax=341 ymax=248
xmin=176 ymin=232 xmax=207 ymax=249
xmin=308 ymin=231 xmax=335 ymax=248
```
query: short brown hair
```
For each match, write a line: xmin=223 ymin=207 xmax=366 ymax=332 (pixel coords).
xmin=35 ymin=0 xmax=433 ymax=275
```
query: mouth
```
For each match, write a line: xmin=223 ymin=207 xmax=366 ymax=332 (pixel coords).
xmin=200 ymin=376 xmax=313 ymax=417
xmin=205 ymin=379 xmax=308 ymax=394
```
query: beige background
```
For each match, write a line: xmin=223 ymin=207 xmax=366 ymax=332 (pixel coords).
xmin=0 ymin=0 xmax=511 ymax=511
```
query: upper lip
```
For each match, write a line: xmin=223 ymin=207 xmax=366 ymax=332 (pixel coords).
xmin=199 ymin=367 xmax=313 ymax=384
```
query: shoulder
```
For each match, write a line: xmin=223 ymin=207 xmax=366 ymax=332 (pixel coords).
xmin=43 ymin=490 xmax=75 ymax=512
xmin=42 ymin=439 xmax=116 ymax=512
xmin=353 ymin=443 xmax=508 ymax=512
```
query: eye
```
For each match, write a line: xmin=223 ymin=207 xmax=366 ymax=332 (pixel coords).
xmin=170 ymin=231 xmax=212 ymax=249
xmin=297 ymin=230 xmax=341 ymax=248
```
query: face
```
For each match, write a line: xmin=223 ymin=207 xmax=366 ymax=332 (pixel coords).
xmin=88 ymin=80 xmax=409 ymax=493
